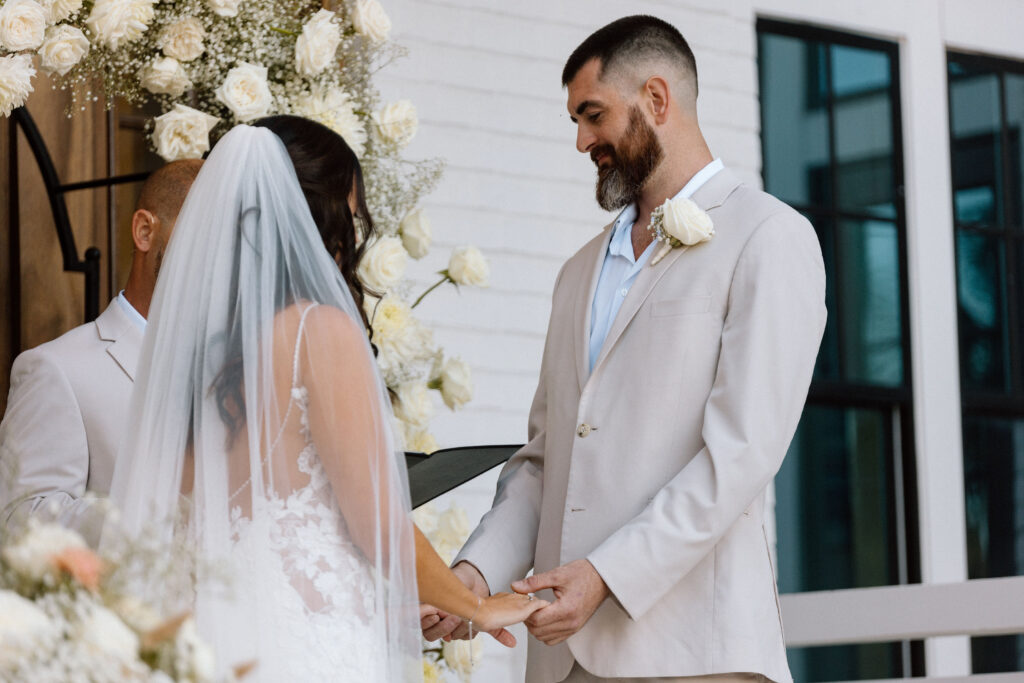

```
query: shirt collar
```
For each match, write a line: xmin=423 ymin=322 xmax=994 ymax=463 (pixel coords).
xmin=607 ymin=158 xmax=724 ymax=258
xmin=116 ymin=290 xmax=147 ymax=332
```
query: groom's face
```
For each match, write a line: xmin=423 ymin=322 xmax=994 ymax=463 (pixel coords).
xmin=567 ymin=59 xmax=664 ymax=211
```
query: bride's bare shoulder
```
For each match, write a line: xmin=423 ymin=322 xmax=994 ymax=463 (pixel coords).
xmin=273 ymin=301 xmax=367 ymax=353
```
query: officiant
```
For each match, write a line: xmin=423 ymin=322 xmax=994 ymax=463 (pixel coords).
xmin=0 ymin=159 xmax=201 ymax=543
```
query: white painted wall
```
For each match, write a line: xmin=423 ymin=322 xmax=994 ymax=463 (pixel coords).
xmin=375 ymin=1 xmax=1024 ymax=679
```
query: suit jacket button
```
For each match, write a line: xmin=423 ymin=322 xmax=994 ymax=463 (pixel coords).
xmin=577 ymin=423 xmax=592 ymax=438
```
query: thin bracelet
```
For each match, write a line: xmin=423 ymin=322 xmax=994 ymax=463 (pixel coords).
xmin=467 ymin=596 xmax=482 ymax=641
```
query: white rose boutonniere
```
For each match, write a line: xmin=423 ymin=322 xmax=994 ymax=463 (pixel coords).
xmin=648 ymin=196 xmax=714 ymax=265
xmin=215 ymin=62 xmax=272 ymax=122
xmin=152 ymin=103 xmax=218 ymax=161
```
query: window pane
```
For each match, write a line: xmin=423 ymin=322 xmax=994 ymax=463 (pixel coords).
xmin=833 ymin=45 xmax=896 ymax=218
xmin=949 ymin=63 xmax=1003 ymax=228
xmin=972 ymin=635 xmax=1024 ymax=673
xmin=787 ymin=643 xmax=904 ymax=682
xmin=956 ymin=231 xmax=1010 ymax=393
xmin=759 ymin=33 xmax=831 ymax=209
xmin=808 ymin=213 xmax=840 ymax=382
xmin=1006 ymin=74 xmax=1024 ymax=230
xmin=837 ymin=219 xmax=904 ymax=386
xmin=776 ymin=405 xmax=895 ymax=593
xmin=963 ymin=415 xmax=1024 ymax=580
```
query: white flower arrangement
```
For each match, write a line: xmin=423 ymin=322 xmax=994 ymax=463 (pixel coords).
xmin=0 ymin=0 xmax=489 ymax=445
xmin=0 ymin=518 xmax=246 ymax=682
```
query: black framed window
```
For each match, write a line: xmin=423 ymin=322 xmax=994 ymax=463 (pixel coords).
xmin=758 ymin=19 xmax=921 ymax=682
xmin=948 ymin=51 xmax=1024 ymax=674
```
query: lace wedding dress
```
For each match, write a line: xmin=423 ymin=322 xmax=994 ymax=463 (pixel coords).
xmin=105 ymin=125 xmax=422 ymax=681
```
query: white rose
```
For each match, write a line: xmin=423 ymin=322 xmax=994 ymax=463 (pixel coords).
xmin=437 ymin=357 xmax=472 ymax=411
xmin=0 ymin=0 xmax=46 ymax=52
xmin=661 ymin=196 xmax=714 ymax=245
xmin=373 ymin=100 xmax=417 ymax=148
xmin=441 ymin=638 xmax=483 ymax=679
xmin=369 ymin=294 xmax=434 ymax=383
xmin=405 ymin=425 xmax=438 ymax=455
xmin=291 ymin=86 xmax=365 ymax=157
xmin=86 ymin=0 xmax=155 ymax=49
xmin=76 ymin=603 xmax=140 ymax=664
xmin=399 ymin=208 xmax=431 ymax=259
xmin=358 ymin=235 xmax=408 ymax=292
xmin=140 ymin=57 xmax=192 ymax=97
xmin=112 ymin=596 xmax=160 ymax=632
xmin=215 ymin=62 xmax=272 ymax=122
xmin=394 ymin=383 xmax=433 ymax=429
xmin=436 ymin=504 xmax=470 ymax=549
xmin=176 ymin=618 xmax=216 ymax=683
xmin=38 ymin=25 xmax=88 ymax=76
xmin=38 ymin=0 xmax=82 ymax=24
xmin=447 ymin=246 xmax=489 ymax=287
xmin=2 ymin=520 xmax=86 ymax=583
xmin=157 ymin=17 xmax=205 ymax=61
xmin=0 ymin=590 xmax=59 ymax=669
xmin=152 ymin=103 xmax=218 ymax=162
xmin=295 ymin=8 xmax=340 ymax=76
xmin=411 ymin=501 xmax=439 ymax=536
xmin=0 ymin=53 xmax=33 ymax=117
xmin=351 ymin=0 xmax=390 ymax=42
xmin=206 ymin=0 xmax=241 ymax=17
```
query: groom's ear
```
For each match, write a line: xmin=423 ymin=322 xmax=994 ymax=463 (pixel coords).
xmin=131 ymin=209 xmax=160 ymax=254
xmin=643 ymin=76 xmax=671 ymax=125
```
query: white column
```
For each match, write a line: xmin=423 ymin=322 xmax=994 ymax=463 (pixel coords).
xmin=900 ymin=0 xmax=970 ymax=675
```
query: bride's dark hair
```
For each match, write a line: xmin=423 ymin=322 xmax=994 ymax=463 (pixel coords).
xmin=253 ymin=115 xmax=376 ymax=325
xmin=213 ymin=116 xmax=378 ymax=441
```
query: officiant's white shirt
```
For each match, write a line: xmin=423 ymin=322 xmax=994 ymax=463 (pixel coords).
xmin=0 ymin=296 xmax=144 ymax=544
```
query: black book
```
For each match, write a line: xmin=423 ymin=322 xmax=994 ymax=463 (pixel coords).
xmin=404 ymin=445 xmax=521 ymax=508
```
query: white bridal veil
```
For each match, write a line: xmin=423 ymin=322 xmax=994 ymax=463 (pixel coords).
xmin=105 ymin=125 xmax=421 ymax=681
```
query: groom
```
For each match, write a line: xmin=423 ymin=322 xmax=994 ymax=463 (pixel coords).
xmin=424 ymin=15 xmax=826 ymax=683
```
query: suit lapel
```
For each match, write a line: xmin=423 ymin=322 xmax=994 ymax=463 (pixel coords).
xmin=574 ymin=226 xmax=614 ymax=391
xmin=94 ymin=300 xmax=143 ymax=381
xmin=587 ymin=169 xmax=744 ymax=381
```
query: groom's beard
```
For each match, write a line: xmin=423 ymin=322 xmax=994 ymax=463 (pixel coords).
xmin=593 ymin=106 xmax=664 ymax=211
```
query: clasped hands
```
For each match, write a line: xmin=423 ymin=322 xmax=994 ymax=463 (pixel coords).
xmin=421 ymin=559 xmax=609 ymax=647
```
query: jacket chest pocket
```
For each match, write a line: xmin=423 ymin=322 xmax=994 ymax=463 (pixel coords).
xmin=650 ymin=295 xmax=712 ymax=318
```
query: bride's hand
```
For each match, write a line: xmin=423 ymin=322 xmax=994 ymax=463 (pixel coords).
xmin=473 ymin=592 xmax=549 ymax=634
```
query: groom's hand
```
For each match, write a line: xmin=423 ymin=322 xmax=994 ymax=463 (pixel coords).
xmin=511 ymin=559 xmax=609 ymax=646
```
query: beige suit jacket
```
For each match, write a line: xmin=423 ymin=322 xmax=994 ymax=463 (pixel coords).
xmin=0 ymin=300 xmax=141 ymax=544
xmin=456 ymin=170 xmax=826 ymax=682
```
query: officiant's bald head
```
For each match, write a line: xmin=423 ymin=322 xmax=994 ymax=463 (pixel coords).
xmin=124 ymin=159 xmax=203 ymax=318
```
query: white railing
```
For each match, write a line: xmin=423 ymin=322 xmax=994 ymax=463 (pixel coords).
xmin=779 ymin=575 xmax=1024 ymax=681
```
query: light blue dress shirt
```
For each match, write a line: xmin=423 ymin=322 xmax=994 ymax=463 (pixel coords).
xmin=588 ymin=158 xmax=724 ymax=373
xmin=116 ymin=290 xmax=147 ymax=332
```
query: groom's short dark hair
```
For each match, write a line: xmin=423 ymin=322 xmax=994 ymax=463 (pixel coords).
xmin=562 ymin=15 xmax=697 ymax=94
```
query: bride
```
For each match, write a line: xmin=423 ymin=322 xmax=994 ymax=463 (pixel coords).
xmin=103 ymin=117 xmax=544 ymax=681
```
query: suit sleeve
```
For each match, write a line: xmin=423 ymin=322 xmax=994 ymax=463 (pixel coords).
xmin=587 ymin=211 xmax=827 ymax=620
xmin=453 ymin=263 xmax=569 ymax=594
xmin=0 ymin=349 xmax=103 ymax=543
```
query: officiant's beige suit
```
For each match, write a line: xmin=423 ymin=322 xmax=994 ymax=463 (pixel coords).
xmin=0 ymin=300 xmax=140 ymax=543
xmin=456 ymin=169 xmax=826 ymax=682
